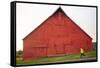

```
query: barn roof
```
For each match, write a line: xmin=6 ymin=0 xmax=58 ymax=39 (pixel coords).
xmin=23 ymin=7 xmax=92 ymax=40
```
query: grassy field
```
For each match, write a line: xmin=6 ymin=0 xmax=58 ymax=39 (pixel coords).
xmin=16 ymin=50 xmax=96 ymax=65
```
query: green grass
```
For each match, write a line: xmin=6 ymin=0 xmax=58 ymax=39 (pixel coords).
xmin=16 ymin=50 xmax=96 ymax=65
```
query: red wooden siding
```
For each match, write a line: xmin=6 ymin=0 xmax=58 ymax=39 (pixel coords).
xmin=23 ymin=7 xmax=93 ymax=60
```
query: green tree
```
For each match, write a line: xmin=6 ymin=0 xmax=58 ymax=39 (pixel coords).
xmin=16 ymin=50 xmax=23 ymax=58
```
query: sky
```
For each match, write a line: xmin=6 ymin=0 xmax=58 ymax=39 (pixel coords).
xmin=16 ymin=3 xmax=96 ymax=51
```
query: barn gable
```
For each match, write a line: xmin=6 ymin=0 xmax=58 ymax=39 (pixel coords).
xmin=23 ymin=7 xmax=92 ymax=40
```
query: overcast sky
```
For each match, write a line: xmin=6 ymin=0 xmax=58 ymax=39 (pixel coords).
xmin=16 ymin=3 xmax=96 ymax=51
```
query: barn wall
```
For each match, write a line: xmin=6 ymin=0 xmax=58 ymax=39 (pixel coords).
xmin=23 ymin=8 xmax=93 ymax=60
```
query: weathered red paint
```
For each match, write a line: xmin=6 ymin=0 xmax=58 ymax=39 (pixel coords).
xmin=23 ymin=7 xmax=93 ymax=60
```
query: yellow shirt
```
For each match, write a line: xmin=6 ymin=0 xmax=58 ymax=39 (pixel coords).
xmin=80 ymin=48 xmax=84 ymax=53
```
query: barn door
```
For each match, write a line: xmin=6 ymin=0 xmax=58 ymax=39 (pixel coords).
xmin=32 ymin=47 xmax=47 ymax=59
xmin=65 ymin=44 xmax=76 ymax=54
xmin=55 ymin=44 xmax=65 ymax=55
xmin=37 ymin=47 xmax=47 ymax=57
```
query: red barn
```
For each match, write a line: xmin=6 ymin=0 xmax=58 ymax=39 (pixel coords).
xmin=23 ymin=7 xmax=93 ymax=60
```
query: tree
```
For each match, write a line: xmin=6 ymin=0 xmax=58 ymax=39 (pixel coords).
xmin=16 ymin=50 xmax=23 ymax=58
